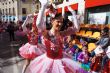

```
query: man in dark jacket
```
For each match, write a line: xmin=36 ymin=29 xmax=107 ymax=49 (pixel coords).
xmin=91 ymin=27 xmax=109 ymax=57
xmin=90 ymin=27 xmax=109 ymax=71
xmin=7 ymin=21 xmax=15 ymax=41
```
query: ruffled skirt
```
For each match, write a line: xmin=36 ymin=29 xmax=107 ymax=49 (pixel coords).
xmin=25 ymin=54 xmax=81 ymax=73
xmin=19 ymin=43 xmax=44 ymax=59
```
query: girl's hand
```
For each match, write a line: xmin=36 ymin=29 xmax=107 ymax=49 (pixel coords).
xmin=27 ymin=14 xmax=33 ymax=18
xmin=39 ymin=0 xmax=49 ymax=6
xmin=67 ymin=6 xmax=75 ymax=14
xmin=96 ymin=53 xmax=101 ymax=56
xmin=91 ymin=57 xmax=96 ymax=63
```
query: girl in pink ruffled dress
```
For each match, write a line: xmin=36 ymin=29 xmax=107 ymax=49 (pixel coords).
xmin=25 ymin=0 xmax=81 ymax=73
xmin=19 ymin=13 xmax=46 ymax=73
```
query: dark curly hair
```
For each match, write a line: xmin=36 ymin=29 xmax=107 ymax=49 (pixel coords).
xmin=103 ymin=27 xmax=109 ymax=34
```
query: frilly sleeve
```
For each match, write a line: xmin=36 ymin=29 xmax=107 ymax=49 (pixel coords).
xmin=36 ymin=4 xmax=47 ymax=31
xmin=22 ymin=15 xmax=32 ymax=32
xmin=67 ymin=6 xmax=80 ymax=31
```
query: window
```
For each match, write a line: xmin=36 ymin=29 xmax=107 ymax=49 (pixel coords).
xmin=39 ymin=3 xmax=41 ymax=8
xmin=6 ymin=9 xmax=7 ymax=15
xmin=22 ymin=8 xmax=26 ymax=14
xmin=22 ymin=0 xmax=26 ymax=2
xmin=9 ymin=1 xmax=11 ymax=4
xmin=9 ymin=8 xmax=10 ymax=15
xmin=3 ymin=9 xmax=4 ymax=15
xmin=13 ymin=8 xmax=15 ymax=15
xmin=36 ymin=5 xmax=39 ymax=9
xmin=0 ymin=9 xmax=2 ymax=14
xmin=12 ymin=0 xmax=14 ymax=3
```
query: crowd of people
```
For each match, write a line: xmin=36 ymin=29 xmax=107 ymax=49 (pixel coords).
xmin=0 ymin=20 xmax=29 ymax=44
xmin=1 ymin=0 xmax=109 ymax=73
xmin=0 ymin=21 xmax=15 ymax=41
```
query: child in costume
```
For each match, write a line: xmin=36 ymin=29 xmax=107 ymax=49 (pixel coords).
xmin=25 ymin=0 xmax=81 ymax=73
xmin=19 ymin=13 xmax=45 ymax=73
xmin=65 ymin=40 xmax=80 ymax=60
xmin=77 ymin=46 xmax=91 ymax=73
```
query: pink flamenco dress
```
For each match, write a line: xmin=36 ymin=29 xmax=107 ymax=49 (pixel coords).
xmin=19 ymin=15 xmax=44 ymax=60
xmin=25 ymin=34 xmax=81 ymax=73
xmin=19 ymin=33 xmax=44 ymax=59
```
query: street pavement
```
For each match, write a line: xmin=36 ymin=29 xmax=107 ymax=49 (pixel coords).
xmin=2 ymin=56 xmax=24 ymax=73
xmin=0 ymin=31 xmax=27 ymax=73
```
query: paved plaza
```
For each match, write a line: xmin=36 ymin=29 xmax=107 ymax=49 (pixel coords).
xmin=0 ymin=32 xmax=26 ymax=73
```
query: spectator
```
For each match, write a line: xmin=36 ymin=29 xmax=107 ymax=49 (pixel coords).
xmin=7 ymin=21 xmax=15 ymax=41
xmin=91 ymin=27 xmax=109 ymax=57
xmin=77 ymin=45 xmax=90 ymax=72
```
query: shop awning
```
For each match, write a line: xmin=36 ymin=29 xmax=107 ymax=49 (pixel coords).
xmin=85 ymin=0 xmax=110 ymax=8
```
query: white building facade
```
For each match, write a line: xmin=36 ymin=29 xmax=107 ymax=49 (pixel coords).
xmin=0 ymin=0 xmax=40 ymax=22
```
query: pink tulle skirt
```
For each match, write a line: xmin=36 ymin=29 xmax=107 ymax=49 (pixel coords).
xmin=19 ymin=43 xmax=44 ymax=59
xmin=25 ymin=54 xmax=81 ymax=73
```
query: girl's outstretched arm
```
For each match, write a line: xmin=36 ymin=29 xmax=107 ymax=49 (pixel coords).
xmin=60 ymin=6 xmax=80 ymax=36
xmin=22 ymin=14 xmax=33 ymax=32
xmin=67 ymin=6 xmax=80 ymax=30
xmin=36 ymin=0 xmax=49 ymax=30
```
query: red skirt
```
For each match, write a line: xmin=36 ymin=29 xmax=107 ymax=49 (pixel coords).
xmin=90 ymin=56 xmax=102 ymax=72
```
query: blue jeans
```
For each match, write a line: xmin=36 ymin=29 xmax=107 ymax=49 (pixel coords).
xmin=90 ymin=51 xmax=95 ymax=57
xmin=102 ymin=55 xmax=109 ymax=68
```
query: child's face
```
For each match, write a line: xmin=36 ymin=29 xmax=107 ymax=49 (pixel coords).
xmin=75 ymin=49 xmax=79 ymax=53
xmin=69 ymin=42 xmax=73 ymax=48
xmin=67 ymin=36 xmax=71 ymax=43
xmin=30 ymin=33 xmax=38 ymax=44
xmin=82 ymin=47 xmax=88 ymax=52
